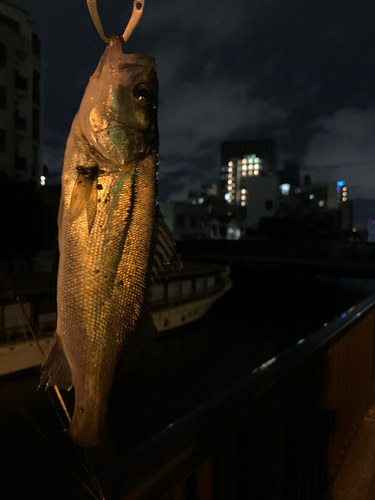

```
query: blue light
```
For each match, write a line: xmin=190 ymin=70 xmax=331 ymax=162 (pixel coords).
xmin=337 ymin=181 xmax=345 ymax=187
xmin=341 ymin=313 xmax=347 ymax=318
xmin=224 ymin=193 xmax=230 ymax=201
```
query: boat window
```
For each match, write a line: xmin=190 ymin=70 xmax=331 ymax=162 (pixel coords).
xmin=151 ymin=283 xmax=164 ymax=302
xmin=195 ymin=278 xmax=206 ymax=293
xmin=182 ymin=280 xmax=192 ymax=297
xmin=4 ymin=302 xmax=31 ymax=329
xmin=207 ymin=276 xmax=215 ymax=290
xmin=168 ymin=281 xmax=180 ymax=298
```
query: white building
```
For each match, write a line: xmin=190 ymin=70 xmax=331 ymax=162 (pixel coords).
xmin=0 ymin=1 xmax=42 ymax=183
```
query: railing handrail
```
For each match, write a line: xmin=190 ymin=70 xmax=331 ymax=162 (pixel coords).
xmin=114 ymin=291 xmax=375 ymax=500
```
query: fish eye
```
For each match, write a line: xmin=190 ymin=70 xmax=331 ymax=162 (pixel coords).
xmin=133 ymin=86 xmax=151 ymax=103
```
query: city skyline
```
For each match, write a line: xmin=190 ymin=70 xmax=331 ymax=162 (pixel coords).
xmin=3 ymin=0 xmax=375 ymax=228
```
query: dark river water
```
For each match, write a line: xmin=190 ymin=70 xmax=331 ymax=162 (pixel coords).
xmin=1 ymin=266 xmax=375 ymax=499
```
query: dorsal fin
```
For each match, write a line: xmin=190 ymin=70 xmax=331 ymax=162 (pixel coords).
xmin=69 ymin=166 xmax=98 ymax=224
xmin=150 ymin=207 xmax=183 ymax=282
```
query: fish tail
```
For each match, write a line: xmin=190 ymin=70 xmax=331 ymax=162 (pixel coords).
xmin=69 ymin=382 xmax=109 ymax=448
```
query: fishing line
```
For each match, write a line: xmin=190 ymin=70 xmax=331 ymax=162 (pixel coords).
xmin=0 ymin=376 xmax=102 ymax=500
xmin=0 ymin=266 xmax=104 ymax=500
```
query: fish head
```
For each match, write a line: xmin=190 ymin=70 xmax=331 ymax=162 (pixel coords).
xmin=78 ymin=34 xmax=158 ymax=170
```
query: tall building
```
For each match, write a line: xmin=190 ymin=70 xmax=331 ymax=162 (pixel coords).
xmin=225 ymin=154 xmax=265 ymax=205
xmin=0 ymin=1 xmax=42 ymax=183
xmin=220 ymin=139 xmax=275 ymax=196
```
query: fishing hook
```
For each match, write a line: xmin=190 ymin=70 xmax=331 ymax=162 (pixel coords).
xmin=86 ymin=0 xmax=145 ymax=44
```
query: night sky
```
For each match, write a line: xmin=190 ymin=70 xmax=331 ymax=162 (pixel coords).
xmin=10 ymin=0 xmax=375 ymax=227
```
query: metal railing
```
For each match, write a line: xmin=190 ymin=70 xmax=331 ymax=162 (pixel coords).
xmin=177 ymin=239 xmax=375 ymax=263
xmin=114 ymin=292 xmax=375 ymax=500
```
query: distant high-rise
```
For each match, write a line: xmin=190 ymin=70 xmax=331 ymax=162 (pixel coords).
xmin=221 ymin=139 xmax=275 ymax=171
xmin=220 ymin=139 xmax=275 ymax=196
xmin=0 ymin=0 xmax=42 ymax=183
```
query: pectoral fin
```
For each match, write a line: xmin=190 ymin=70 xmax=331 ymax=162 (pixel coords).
xmin=69 ymin=167 xmax=98 ymax=225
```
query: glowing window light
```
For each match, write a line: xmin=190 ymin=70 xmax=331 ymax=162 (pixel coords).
xmin=228 ymin=180 xmax=232 ymax=184
xmin=248 ymin=171 xmax=253 ymax=176
xmin=280 ymin=183 xmax=290 ymax=195
xmin=40 ymin=180 xmax=46 ymax=186
xmin=241 ymin=189 xmax=246 ymax=194
xmin=228 ymin=167 xmax=232 ymax=172
xmin=254 ymin=164 xmax=259 ymax=169
xmin=40 ymin=175 xmax=46 ymax=182
xmin=248 ymin=157 xmax=254 ymax=163
xmin=309 ymin=194 xmax=314 ymax=199
xmin=343 ymin=186 xmax=347 ymax=191
xmin=318 ymin=200 xmax=324 ymax=207
xmin=242 ymin=159 xmax=247 ymax=164
xmin=255 ymin=157 xmax=260 ymax=162
xmin=242 ymin=165 xmax=246 ymax=170
xmin=228 ymin=186 xmax=232 ymax=191
xmin=241 ymin=201 xmax=246 ymax=206
xmin=228 ymin=173 xmax=232 ymax=178
xmin=224 ymin=193 xmax=230 ymax=201
xmin=343 ymin=197 xmax=347 ymax=201
xmin=241 ymin=195 xmax=246 ymax=200
xmin=228 ymin=161 xmax=233 ymax=167
xmin=242 ymin=171 xmax=246 ymax=176
xmin=254 ymin=170 xmax=259 ymax=176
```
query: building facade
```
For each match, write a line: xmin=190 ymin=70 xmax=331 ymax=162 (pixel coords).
xmin=0 ymin=0 xmax=42 ymax=183
xmin=220 ymin=139 xmax=275 ymax=195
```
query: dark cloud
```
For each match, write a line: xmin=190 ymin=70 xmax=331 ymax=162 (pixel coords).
xmin=303 ymin=106 xmax=375 ymax=198
xmin=10 ymin=0 xmax=375 ymax=224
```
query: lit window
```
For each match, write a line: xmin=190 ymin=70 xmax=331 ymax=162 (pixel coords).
xmin=248 ymin=158 xmax=253 ymax=163
xmin=228 ymin=161 xmax=233 ymax=167
xmin=248 ymin=171 xmax=253 ymax=176
xmin=318 ymin=200 xmax=324 ymax=207
xmin=241 ymin=201 xmax=246 ymax=206
xmin=241 ymin=189 xmax=246 ymax=194
xmin=228 ymin=179 xmax=232 ymax=184
xmin=228 ymin=173 xmax=232 ymax=178
xmin=343 ymin=197 xmax=347 ymax=201
xmin=343 ymin=186 xmax=347 ymax=191
xmin=242 ymin=165 xmax=246 ymax=170
xmin=255 ymin=157 xmax=260 ymax=162
xmin=40 ymin=180 xmax=45 ymax=186
xmin=242 ymin=171 xmax=246 ymax=176
xmin=280 ymin=183 xmax=290 ymax=195
xmin=242 ymin=159 xmax=246 ymax=164
xmin=254 ymin=170 xmax=259 ymax=176
xmin=228 ymin=167 xmax=232 ymax=172
xmin=224 ymin=193 xmax=230 ymax=201
xmin=353 ymin=228 xmax=357 ymax=232
xmin=241 ymin=195 xmax=246 ymax=200
xmin=228 ymin=186 xmax=232 ymax=191
xmin=254 ymin=164 xmax=259 ymax=169
xmin=309 ymin=194 xmax=314 ymax=200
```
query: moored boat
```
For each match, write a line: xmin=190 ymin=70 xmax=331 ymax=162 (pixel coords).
xmin=0 ymin=262 xmax=232 ymax=376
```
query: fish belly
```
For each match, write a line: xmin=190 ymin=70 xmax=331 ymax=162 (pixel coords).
xmin=57 ymin=142 xmax=157 ymax=447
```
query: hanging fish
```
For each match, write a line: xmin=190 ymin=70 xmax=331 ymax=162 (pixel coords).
xmin=39 ymin=32 xmax=180 ymax=447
